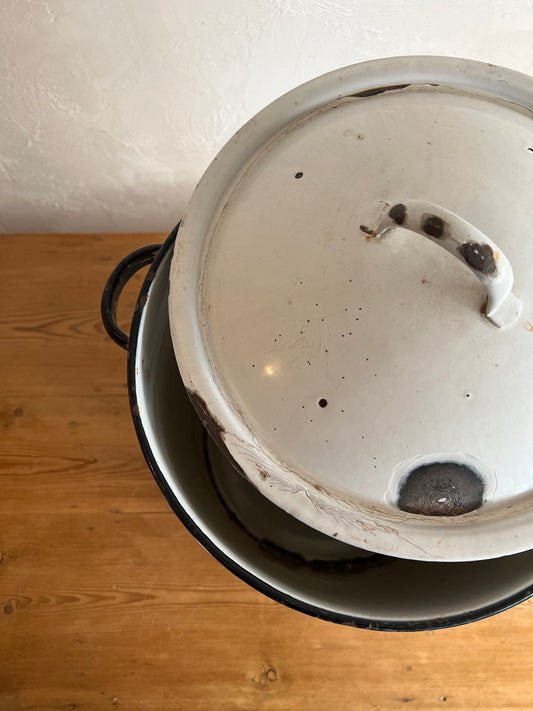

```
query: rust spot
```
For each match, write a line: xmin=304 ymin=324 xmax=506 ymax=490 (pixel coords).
xmin=525 ymin=322 xmax=533 ymax=332
xmin=350 ymin=83 xmax=410 ymax=98
xmin=359 ymin=224 xmax=374 ymax=236
xmin=459 ymin=242 xmax=497 ymax=275
xmin=389 ymin=203 xmax=406 ymax=225
xmin=259 ymin=470 xmax=270 ymax=480
xmin=187 ymin=390 xmax=246 ymax=478
xmin=421 ymin=214 xmax=445 ymax=238
xmin=356 ymin=133 xmax=364 ymax=140
xmin=398 ymin=462 xmax=484 ymax=516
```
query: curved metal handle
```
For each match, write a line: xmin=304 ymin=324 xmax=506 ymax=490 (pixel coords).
xmin=101 ymin=243 xmax=162 ymax=349
xmin=365 ymin=201 xmax=522 ymax=328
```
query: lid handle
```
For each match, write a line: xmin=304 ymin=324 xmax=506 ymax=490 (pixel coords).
xmin=368 ymin=201 xmax=522 ymax=328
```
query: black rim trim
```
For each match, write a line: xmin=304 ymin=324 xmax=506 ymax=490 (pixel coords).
xmin=125 ymin=224 xmax=533 ymax=632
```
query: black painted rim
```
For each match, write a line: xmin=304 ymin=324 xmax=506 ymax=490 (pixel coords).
xmin=124 ymin=225 xmax=533 ymax=632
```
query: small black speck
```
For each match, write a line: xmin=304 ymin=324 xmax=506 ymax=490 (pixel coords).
xmin=341 ymin=334 xmax=345 ymax=337
xmin=318 ymin=398 xmax=328 ymax=408
xmin=321 ymin=318 xmax=324 ymax=322
xmin=325 ymin=439 xmax=328 ymax=443
xmin=349 ymin=332 xmax=352 ymax=335
xmin=315 ymin=303 xmax=318 ymax=307
xmin=325 ymin=349 xmax=328 ymax=353
xmin=349 ymin=279 xmax=352 ymax=282
xmin=341 ymin=376 xmax=345 ymax=379
xmin=365 ymin=357 xmax=369 ymax=361
xmin=295 ymin=171 xmax=303 ymax=179
xmin=344 ymin=308 xmax=348 ymax=311
xmin=358 ymin=307 xmax=362 ymax=311
xmin=273 ymin=427 xmax=277 ymax=431
xmin=307 ymin=319 xmax=310 ymax=323
xmin=252 ymin=364 xmax=255 ymax=368
xmin=301 ymin=405 xmax=305 ymax=408
xmin=341 ymin=409 xmax=344 ymax=413
xmin=310 ymin=419 xmax=313 ymax=422
xmin=361 ymin=435 xmax=365 ymax=439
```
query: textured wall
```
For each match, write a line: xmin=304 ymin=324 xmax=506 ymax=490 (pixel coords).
xmin=2 ymin=0 xmax=533 ymax=233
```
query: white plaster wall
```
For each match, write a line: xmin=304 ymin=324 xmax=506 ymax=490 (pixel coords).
xmin=1 ymin=0 xmax=533 ymax=233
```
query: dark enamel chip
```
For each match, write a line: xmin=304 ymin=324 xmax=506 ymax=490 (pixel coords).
xmin=398 ymin=461 xmax=484 ymax=516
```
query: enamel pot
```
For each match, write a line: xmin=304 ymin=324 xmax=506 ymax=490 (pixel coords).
xmin=102 ymin=57 xmax=533 ymax=629
xmin=102 ymin=227 xmax=533 ymax=631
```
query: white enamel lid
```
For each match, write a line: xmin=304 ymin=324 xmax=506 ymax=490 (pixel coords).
xmin=169 ymin=57 xmax=533 ymax=561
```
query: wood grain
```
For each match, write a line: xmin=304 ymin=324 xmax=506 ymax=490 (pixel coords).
xmin=1 ymin=233 xmax=532 ymax=711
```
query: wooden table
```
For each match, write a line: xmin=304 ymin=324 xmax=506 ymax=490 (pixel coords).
xmin=1 ymin=233 xmax=532 ymax=711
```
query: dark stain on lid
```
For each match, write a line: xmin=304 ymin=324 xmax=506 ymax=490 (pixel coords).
xmin=421 ymin=214 xmax=445 ymax=238
xmin=187 ymin=389 xmax=247 ymax=480
xmin=350 ymin=83 xmax=410 ymax=98
xmin=389 ymin=203 xmax=406 ymax=225
xmin=459 ymin=241 xmax=497 ymax=275
xmin=397 ymin=461 xmax=484 ymax=516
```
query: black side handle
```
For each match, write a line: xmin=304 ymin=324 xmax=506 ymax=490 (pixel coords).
xmin=101 ymin=243 xmax=162 ymax=350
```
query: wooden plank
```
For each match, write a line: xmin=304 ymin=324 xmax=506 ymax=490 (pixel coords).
xmin=1 ymin=233 xmax=532 ymax=711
